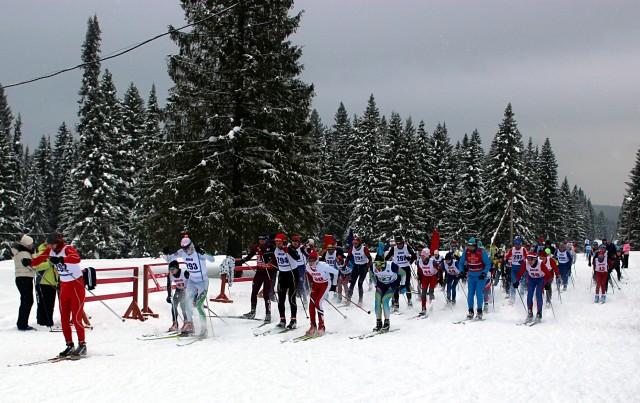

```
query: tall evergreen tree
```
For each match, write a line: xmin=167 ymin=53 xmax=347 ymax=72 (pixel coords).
xmin=482 ymin=104 xmax=530 ymax=244
xmin=618 ymin=146 xmax=640 ymax=244
xmin=537 ymin=138 xmax=563 ymax=240
xmin=559 ymin=177 xmax=575 ymax=241
xmin=0 ymin=84 xmax=20 ymax=258
xmin=143 ymin=0 xmax=320 ymax=256
xmin=32 ymin=136 xmax=55 ymax=233
xmin=429 ymin=122 xmax=456 ymax=241
xmin=458 ymin=130 xmax=486 ymax=240
xmin=51 ymin=122 xmax=75 ymax=232
xmin=414 ymin=120 xmax=434 ymax=234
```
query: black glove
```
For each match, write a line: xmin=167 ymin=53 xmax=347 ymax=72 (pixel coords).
xmin=513 ymin=281 xmax=520 ymax=289
xmin=330 ymin=284 xmax=336 ymax=292
xmin=239 ymin=258 xmax=246 ymax=265
xmin=21 ymin=258 xmax=32 ymax=267
xmin=49 ymin=256 xmax=60 ymax=264
xmin=166 ymin=296 xmax=172 ymax=304
xmin=479 ymin=272 xmax=486 ymax=280
xmin=195 ymin=244 xmax=204 ymax=254
xmin=162 ymin=247 xmax=170 ymax=255
xmin=545 ymin=283 xmax=551 ymax=291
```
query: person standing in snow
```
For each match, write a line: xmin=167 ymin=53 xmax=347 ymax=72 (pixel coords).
xmin=25 ymin=232 xmax=87 ymax=356
xmin=593 ymin=247 xmax=612 ymax=303
xmin=457 ymin=238 xmax=491 ymax=320
xmin=386 ymin=235 xmax=416 ymax=310
xmin=305 ymin=251 xmax=338 ymax=336
xmin=273 ymin=234 xmax=301 ymax=329
xmin=290 ymin=235 xmax=308 ymax=303
xmin=12 ymin=234 xmax=36 ymax=331
xmin=539 ymin=249 xmax=559 ymax=306
xmin=34 ymin=243 xmax=59 ymax=327
xmin=622 ymin=241 xmax=630 ymax=269
xmin=163 ymin=235 xmax=215 ymax=336
xmin=554 ymin=242 xmax=573 ymax=291
xmin=370 ymin=260 xmax=406 ymax=331
xmin=166 ymin=260 xmax=189 ymax=332
xmin=442 ymin=252 xmax=461 ymax=305
xmin=504 ymin=237 xmax=528 ymax=305
xmin=416 ymin=248 xmax=440 ymax=315
xmin=585 ymin=243 xmax=592 ymax=265
xmin=344 ymin=237 xmax=372 ymax=306
xmin=513 ymin=253 xmax=551 ymax=323
xmin=238 ymin=233 xmax=277 ymax=321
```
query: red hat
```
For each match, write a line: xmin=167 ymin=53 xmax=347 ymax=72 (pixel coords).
xmin=353 ymin=237 xmax=360 ymax=244
xmin=291 ymin=235 xmax=301 ymax=241
xmin=538 ymin=237 xmax=544 ymax=243
xmin=308 ymin=251 xmax=319 ymax=260
xmin=274 ymin=234 xmax=286 ymax=242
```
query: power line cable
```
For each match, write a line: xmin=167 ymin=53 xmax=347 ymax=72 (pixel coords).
xmin=3 ymin=0 xmax=245 ymax=89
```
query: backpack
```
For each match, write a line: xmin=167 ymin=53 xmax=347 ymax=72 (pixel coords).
xmin=83 ymin=267 xmax=97 ymax=290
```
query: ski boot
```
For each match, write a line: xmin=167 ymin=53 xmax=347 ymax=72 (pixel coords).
xmin=59 ymin=342 xmax=75 ymax=357
xmin=180 ymin=321 xmax=194 ymax=335
xmin=306 ymin=324 xmax=317 ymax=336
xmin=276 ymin=317 xmax=286 ymax=328
xmin=392 ymin=300 xmax=400 ymax=313
xmin=269 ymin=292 xmax=277 ymax=303
xmin=373 ymin=319 xmax=383 ymax=331
xmin=73 ymin=341 xmax=87 ymax=356
xmin=466 ymin=309 xmax=474 ymax=319
xmin=264 ymin=312 xmax=272 ymax=323
xmin=358 ymin=299 xmax=364 ymax=308
xmin=535 ymin=311 xmax=542 ymax=323
xmin=419 ymin=307 xmax=427 ymax=317
xmin=316 ymin=323 xmax=326 ymax=336
xmin=526 ymin=310 xmax=533 ymax=323
xmin=381 ymin=319 xmax=390 ymax=331
xmin=476 ymin=308 xmax=483 ymax=320
xmin=601 ymin=295 xmax=606 ymax=304
xmin=483 ymin=303 xmax=489 ymax=313
xmin=242 ymin=309 xmax=256 ymax=319
xmin=286 ymin=319 xmax=297 ymax=330
xmin=594 ymin=295 xmax=600 ymax=303
xmin=563 ymin=284 xmax=567 ymax=291
xmin=168 ymin=321 xmax=178 ymax=332
xmin=407 ymin=299 xmax=413 ymax=308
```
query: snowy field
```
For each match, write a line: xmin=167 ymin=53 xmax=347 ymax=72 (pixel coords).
xmin=1 ymin=252 xmax=639 ymax=402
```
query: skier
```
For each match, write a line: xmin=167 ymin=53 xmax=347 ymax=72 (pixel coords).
xmin=335 ymin=254 xmax=350 ymax=302
xmin=513 ymin=253 xmax=552 ymax=323
xmin=593 ymin=247 xmax=612 ymax=303
xmin=622 ymin=241 xmax=630 ymax=269
xmin=482 ymin=269 xmax=494 ymax=313
xmin=416 ymin=248 xmax=440 ymax=315
xmin=539 ymin=249 xmax=559 ymax=306
xmin=504 ymin=237 xmax=528 ymax=305
xmin=273 ymin=234 xmax=301 ymax=329
xmin=305 ymin=251 xmax=338 ymax=336
xmin=457 ymin=238 xmax=491 ymax=320
xmin=290 ymin=235 xmax=308 ymax=303
xmin=320 ymin=243 xmax=339 ymax=300
xmin=25 ymin=233 xmax=87 ymax=356
xmin=386 ymin=235 xmax=417 ymax=310
xmin=370 ymin=260 xmax=406 ymax=331
xmin=162 ymin=235 xmax=215 ymax=336
xmin=238 ymin=233 xmax=277 ymax=321
xmin=344 ymin=237 xmax=373 ymax=306
xmin=554 ymin=242 xmax=573 ymax=291
xmin=166 ymin=260 xmax=189 ymax=332
xmin=585 ymin=243 xmax=592 ymax=265
xmin=442 ymin=252 xmax=460 ymax=305
xmin=611 ymin=248 xmax=623 ymax=282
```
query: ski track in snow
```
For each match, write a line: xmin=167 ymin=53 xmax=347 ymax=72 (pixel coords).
xmin=1 ymin=253 xmax=639 ymax=402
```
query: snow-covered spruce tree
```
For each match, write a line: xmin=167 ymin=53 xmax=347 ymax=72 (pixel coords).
xmin=481 ymin=104 xmax=531 ymax=244
xmin=559 ymin=177 xmax=575 ymax=241
xmin=346 ymin=95 xmax=383 ymax=244
xmin=146 ymin=0 xmax=320 ymax=255
xmin=457 ymin=130 xmax=486 ymax=241
xmin=321 ymin=102 xmax=352 ymax=239
xmin=414 ymin=120 xmax=434 ymax=235
xmin=12 ymin=115 xmax=25 ymax=223
xmin=521 ymin=138 xmax=542 ymax=237
xmin=51 ymin=122 xmax=75 ymax=232
xmin=429 ymin=122 xmax=456 ymax=241
xmin=572 ymin=186 xmax=589 ymax=246
xmin=31 ymin=136 xmax=55 ymax=233
xmin=619 ymin=146 xmax=640 ymax=244
xmin=131 ymin=84 xmax=163 ymax=257
xmin=537 ymin=138 xmax=564 ymax=240
xmin=23 ymin=147 xmax=48 ymax=235
xmin=0 ymin=84 xmax=20 ymax=259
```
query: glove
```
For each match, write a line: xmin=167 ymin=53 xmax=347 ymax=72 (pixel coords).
xmin=330 ymin=284 xmax=337 ymax=292
xmin=513 ymin=281 xmax=520 ymax=289
xmin=21 ymin=258 xmax=32 ymax=267
xmin=195 ymin=244 xmax=204 ymax=254
xmin=166 ymin=296 xmax=172 ymax=304
xmin=162 ymin=247 xmax=170 ymax=255
xmin=545 ymin=283 xmax=552 ymax=291
xmin=479 ymin=272 xmax=486 ymax=280
xmin=49 ymin=256 xmax=60 ymax=264
xmin=239 ymin=258 xmax=246 ymax=265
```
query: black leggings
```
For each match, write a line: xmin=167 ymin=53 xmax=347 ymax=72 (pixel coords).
xmin=277 ymin=270 xmax=298 ymax=319
xmin=348 ymin=264 xmax=368 ymax=300
xmin=16 ymin=277 xmax=34 ymax=329
xmin=250 ymin=269 xmax=277 ymax=313
xmin=36 ymin=284 xmax=57 ymax=326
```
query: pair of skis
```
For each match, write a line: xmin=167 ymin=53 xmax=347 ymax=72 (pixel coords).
xmin=9 ymin=354 xmax=88 ymax=367
xmin=137 ymin=331 xmax=206 ymax=346
xmin=349 ymin=328 xmax=400 ymax=339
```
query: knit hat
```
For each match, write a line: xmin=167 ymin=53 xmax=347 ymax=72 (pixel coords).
xmin=20 ymin=235 xmax=34 ymax=247
xmin=181 ymin=236 xmax=192 ymax=249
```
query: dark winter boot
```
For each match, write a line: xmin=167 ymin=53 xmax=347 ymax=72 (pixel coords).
xmin=276 ymin=317 xmax=286 ymax=328
xmin=59 ymin=342 xmax=75 ymax=357
xmin=526 ymin=310 xmax=534 ymax=323
xmin=601 ymin=295 xmax=606 ymax=304
xmin=373 ymin=319 xmax=383 ymax=331
xmin=382 ymin=319 xmax=390 ymax=331
xmin=466 ymin=309 xmax=474 ymax=319
xmin=476 ymin=308 xmax=483 ymax=320
xmin=535 ymin=311 xmax=542 ymax=323
xmin=242 ymin=309 xmax=256 ymax=319
xmin=264 ymin=312 xmax=272 ymax=323
xmin=286 ymin=319 xmax=297 ymax=330
xmin=73 ymin=341 xmax=87 ymax=356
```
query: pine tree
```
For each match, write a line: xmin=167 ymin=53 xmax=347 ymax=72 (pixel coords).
xmin=414 ymin=120 xmax=434 ymax=234
xmin=12 ymin=115 xmax=25 ymax=219
xmin=51 ymin=122 xmax=75 ymax=232
xmin=0 ymin=84 xmax=20 ymax=259
xmin=32 ymin=136 xmax=55 ymax=233
xmin=538 ymin=138 xmax=563 ymax=240
xmin=458 ymin=130 xmax=486 ymax=241
xmin=144 ymin=0 xmax=320 ymax=256
xmin=482 ymin=104 xmax=530 ymax=244
xmin=619 ymin=146 xmax=640 ymax=244
xmin=559 ymin=177 xmax=574 ymax=241
xmin=429 ymin=122 xmax=456 ymax=241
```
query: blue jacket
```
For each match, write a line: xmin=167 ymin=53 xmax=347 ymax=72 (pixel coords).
xmin=457 ymin=247 xmax=491 ymax=276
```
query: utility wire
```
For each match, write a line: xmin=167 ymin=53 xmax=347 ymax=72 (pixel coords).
xmin=3 ymin=0 xmax=245 ymax=89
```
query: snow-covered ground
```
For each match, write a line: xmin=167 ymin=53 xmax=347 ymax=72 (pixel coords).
xmin=1 ymin=253 xmax=639 ymax=402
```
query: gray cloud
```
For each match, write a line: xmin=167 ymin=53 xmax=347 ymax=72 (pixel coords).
xmin=2 ymin=0 xmax=639 ymax=205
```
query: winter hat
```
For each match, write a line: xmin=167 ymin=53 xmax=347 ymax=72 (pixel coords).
xmin=20 ymin=234 xmax=34 ymax=247
xmin=274 ymin=234 xmax=286 ymax=243
xmin=308 ymin=251 xmax=319 ymax=261
xmin=420 ymin=248 xmax=430 ymax=258
xmin=291 ymin=235 xmax=301 ymax=242
xmin=168 ymin=260 xmax=180 ymax=271
xmin=514 ymin=238 xmax=522 ymax=246
xmin=445 ymin=252 xmax=455 ymax=261
xmin=181 ymin=236 xmax=192 ymax=249
xmin=467 ymin=237 xmax=476 ymax=246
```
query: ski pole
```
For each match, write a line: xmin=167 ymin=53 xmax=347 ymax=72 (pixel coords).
xmin=340 ymin=293 xmax=371 ymax=314
xmin=204 ymin=305 xmax=229 ymax=325
xmin=610 ymin=274 xmax=621 ymax=291
xmin=323 ymin=297 xmax=347 ymax=319
xmin=517 ymin=285 xmax=527 ymax=312
xmin=458 ymin=279 xmax=468 ymax=299
xmin=548 ymin=296 xmax=556 ymax=319
xmin=556 ymin=281 xmax=563 ymax=304
xmin=295 ymin=277 xmax=309 ymax=319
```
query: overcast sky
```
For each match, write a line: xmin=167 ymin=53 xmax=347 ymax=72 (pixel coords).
xmin=2 ymin=0 xmax=639 ymax=206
